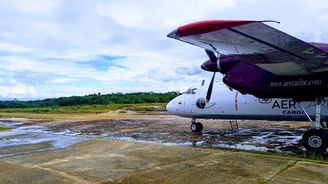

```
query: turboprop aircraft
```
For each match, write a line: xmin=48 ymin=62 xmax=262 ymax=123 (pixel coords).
xmin=167 ymin=20 xmax=328 ymax=153
xmin=166 ymin=81 xmax=328 ymax=151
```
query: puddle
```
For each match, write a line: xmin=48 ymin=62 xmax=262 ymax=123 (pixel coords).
xmin=0 ymin=120 xmax=88 ymax=158
xmin=0 ymin=119 xmax=308 ymax=156
xmin=215 ymin=143 xmax=268 ymax=152
xmin=99 ymin=126 xmax=304 ymax=154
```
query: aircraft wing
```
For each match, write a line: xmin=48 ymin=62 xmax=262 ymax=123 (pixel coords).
xmin=168 ymin=20 xmax=328 ymax=76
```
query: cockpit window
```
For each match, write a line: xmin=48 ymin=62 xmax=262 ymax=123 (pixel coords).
xmin=191 ymin=88 xmax=197 ymax=94
xmin=185 ymin=87 xmax=197 ymax=95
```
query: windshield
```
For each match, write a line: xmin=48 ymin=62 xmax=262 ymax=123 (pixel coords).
xmin=184 ymin=87 xmax=197 ymax=95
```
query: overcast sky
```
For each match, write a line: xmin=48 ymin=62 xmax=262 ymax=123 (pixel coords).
xmin=0 ymin=0 xmax=327 ymax=100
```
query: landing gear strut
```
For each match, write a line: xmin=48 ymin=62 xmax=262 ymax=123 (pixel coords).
xmin=190 ymin=118 xmax=203 ymax=132
xmin=301 ymin=98 xmax=328 ymax=153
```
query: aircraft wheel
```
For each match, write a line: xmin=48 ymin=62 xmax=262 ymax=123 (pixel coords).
xmin=302 ymin=129 xmax=328 ymax=153
xmin=191 ymin=122 xmax=203 ymax=132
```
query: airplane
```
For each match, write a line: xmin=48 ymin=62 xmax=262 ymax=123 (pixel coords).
xmin=166 ymin=81 xmax=328 ymax=152
xmin=167 ymin=20 xmax=328 ymax=153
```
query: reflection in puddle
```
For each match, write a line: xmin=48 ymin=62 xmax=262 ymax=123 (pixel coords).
xmin=0 ymin=121 xmax=88 ymax=158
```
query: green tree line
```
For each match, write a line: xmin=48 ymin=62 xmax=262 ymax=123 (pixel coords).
xmin=0 ymin=92 xmax=181 ymax=108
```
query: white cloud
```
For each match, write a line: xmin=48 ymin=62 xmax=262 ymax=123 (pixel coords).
xmin=95 ymin=0 xmax=236 ymax=29
xmin=0 ymin=42 xmax=34 ymax=53
xmin=0 ymin=0 xmax=61 ymax=16
xmin=0 ymin=83 xmax=37 ymax=99
xmin=0 ymin=0 xmax=327 ymax=100
xmin=48 ymin=77 xmax=77 ymax=84
xmin=96 ymin=2 xmax=144 ymax=28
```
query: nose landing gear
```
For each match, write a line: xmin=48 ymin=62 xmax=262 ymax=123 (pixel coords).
xmin=190 ymin=118 xmax=203 ymax=132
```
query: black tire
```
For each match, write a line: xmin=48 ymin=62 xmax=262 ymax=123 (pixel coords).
xmin=302 ymin=129 xmax=328 ymax=153
xmin=191 ymin=122 xmax=203 ymax=132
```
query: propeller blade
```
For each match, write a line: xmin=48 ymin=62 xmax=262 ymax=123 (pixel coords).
xmin=206 ymin=72 xmax=216 ymax=102
xmin=205 ymin=49 xmax=217 ymax=63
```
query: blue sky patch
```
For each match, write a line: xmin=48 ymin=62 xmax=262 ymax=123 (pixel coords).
xmin=78 ymin=55 xmax=127 ymax=71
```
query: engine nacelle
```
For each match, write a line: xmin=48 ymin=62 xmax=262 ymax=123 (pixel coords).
xmin=201 ymin=59 xmax=220 ymax=72
xmin=201 ymin=55 xmax=241 ymax=74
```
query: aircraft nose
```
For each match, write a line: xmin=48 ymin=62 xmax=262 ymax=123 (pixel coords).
xmin=166 ymin=100 xmax=175 ymax=113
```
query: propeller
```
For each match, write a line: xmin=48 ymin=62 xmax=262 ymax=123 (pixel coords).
xmin=204 ymin=49 xmax=219 ymax=102
xmin=205 ymin=49 xmax=217 ymax=63
xmin=206 ymin=72 xmax=216 ymax=102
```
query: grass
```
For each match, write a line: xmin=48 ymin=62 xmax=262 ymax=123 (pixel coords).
xmin=0 ymin=126 xmax=11 ymax=131
xmin=0 ymin=103 xmax=167 ymax=121
xmin=0 ymin=103 xmax=166 ymax=114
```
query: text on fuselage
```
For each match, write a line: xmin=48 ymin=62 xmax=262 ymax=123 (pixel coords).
xmin=272 ymin=100 xmax=304 ymax=114
xmin=272 ymin=100 xmax=296 ymax=109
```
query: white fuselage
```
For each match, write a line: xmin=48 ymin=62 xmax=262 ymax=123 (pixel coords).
xmin=166 ymin=83 xmax=328 ymax=121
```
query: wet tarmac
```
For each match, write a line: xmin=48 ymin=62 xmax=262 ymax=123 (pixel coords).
xmin=103 ymin=125 xmax=305 ymax=155
xmin=0 ymin=120 xmax=87 ymax=157
xmin=2 ymin=116 xmax=328 ymax=184
xmin=0 ymin=117 xmax=309 ymax=156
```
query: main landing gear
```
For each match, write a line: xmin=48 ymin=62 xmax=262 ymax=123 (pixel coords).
xmin=301 ymin=98 xmax=328 ymax=153
xmin=302 ymin=129 xmax=328 ymax=153
xmin=190 ymin=118 xmax=203 ymax=132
